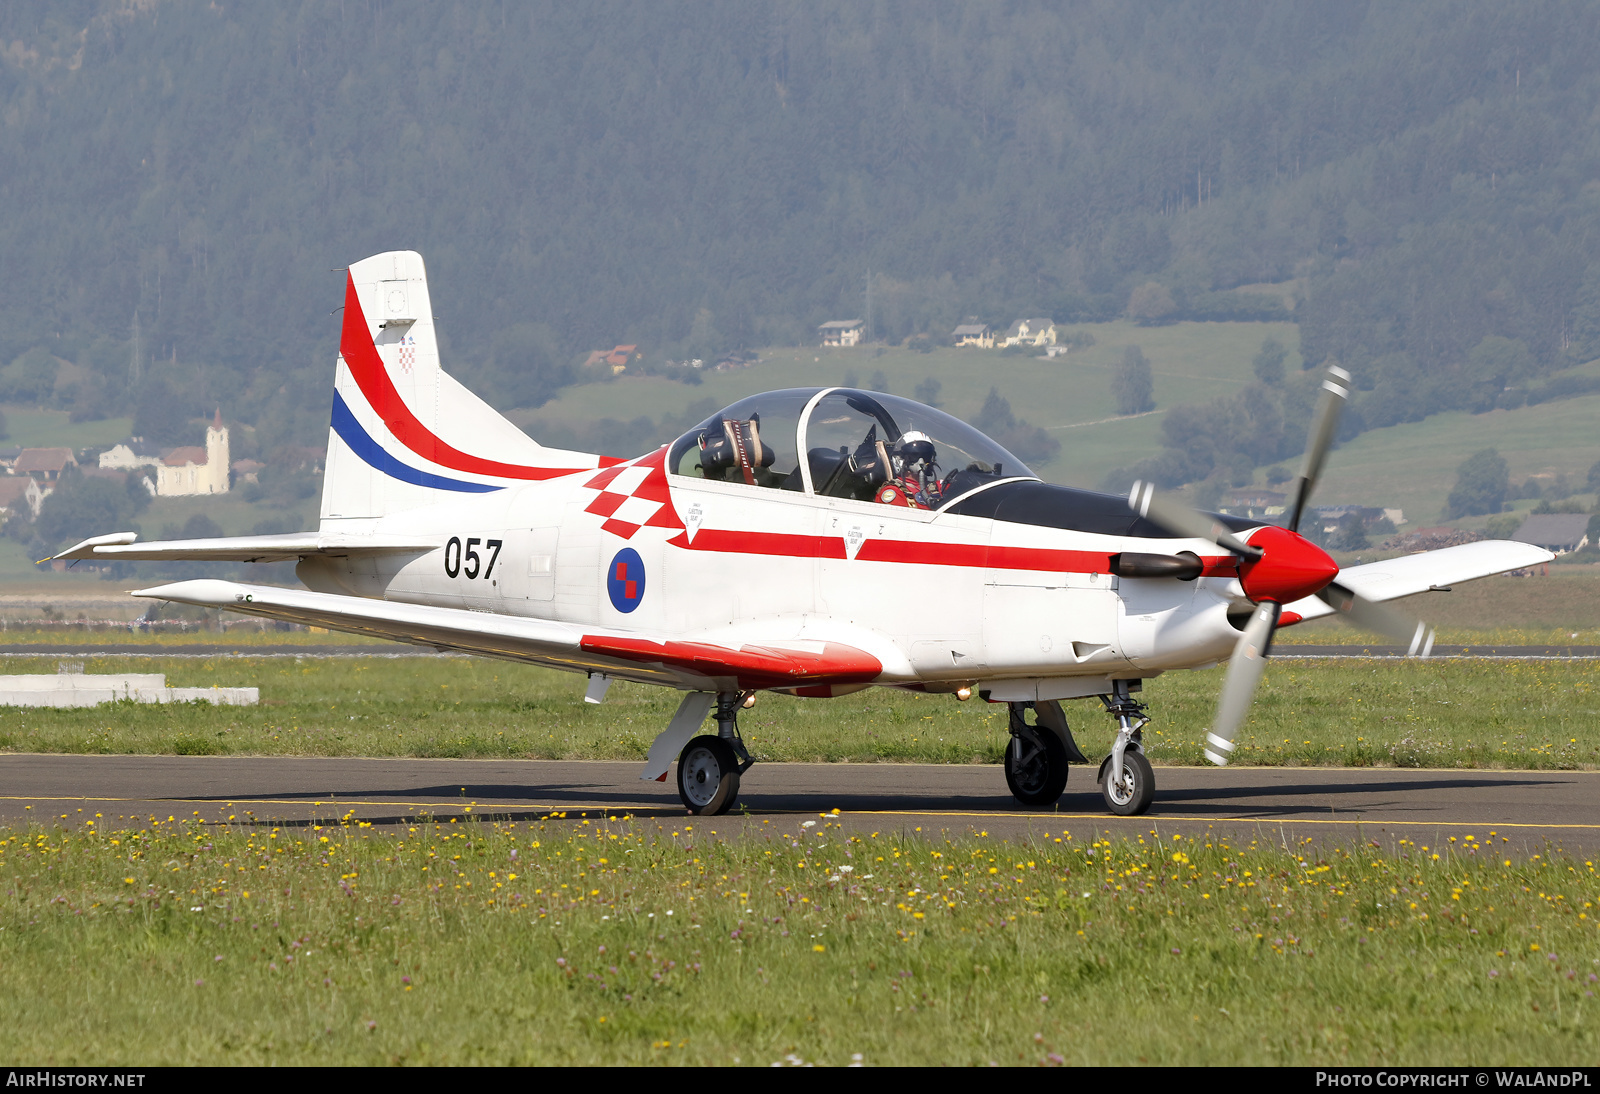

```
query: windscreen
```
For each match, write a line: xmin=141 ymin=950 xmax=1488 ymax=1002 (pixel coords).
xmin=801 ymin=389 xmax=1036 ymax=508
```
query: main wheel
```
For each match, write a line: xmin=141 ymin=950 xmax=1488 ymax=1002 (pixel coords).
xmin=1097 ymin=750 xmax=1154 ymax=816
xmin=1004 ymin=729 xmax=1069 ymax=806
xmin=677 ymin=735 xmax=740 ymax=815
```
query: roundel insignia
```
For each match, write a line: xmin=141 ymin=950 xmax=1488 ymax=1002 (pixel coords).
xmin=606 ymin=548 xmax=646 ymax=613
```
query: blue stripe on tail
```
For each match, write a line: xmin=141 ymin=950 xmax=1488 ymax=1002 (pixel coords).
xmin=330 ymin=392 xmax=503 ymax=493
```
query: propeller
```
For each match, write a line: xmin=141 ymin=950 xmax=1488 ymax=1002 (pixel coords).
xmin=1128 ymin=365 xmax=1436 ymax=766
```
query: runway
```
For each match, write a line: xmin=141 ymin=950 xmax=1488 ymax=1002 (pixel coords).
xmin=3 ymin=754 xmax=1597 ymax=853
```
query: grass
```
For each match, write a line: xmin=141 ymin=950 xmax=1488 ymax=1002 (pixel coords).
xmin=0 ymin=815 xmax=1595 ymax=1064
xmin=0 ymin=405 xmax=131 ymax=450
xmin=0 ymin=653 xmax=1596 ymax=770
xmin=1278 ymin=571 xmax=1600 ymax=647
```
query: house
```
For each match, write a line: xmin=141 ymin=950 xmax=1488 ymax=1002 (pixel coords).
xmin=98 ymin=440 xmax=164 ymax=471
xmin=951 ymin=323 xmax=994 ymax=348
xmin=232 ymin=458 xmax=265 ymax=485
xmin=1308 ymin=504 xmax=1394 ymax=533
xmin=13 ymin=448 xmax=76 ymax=482
xmin=818 ymin=320 xmax=864 ymax=348
xmin=583 ymin=345 xmax=641 ymax=374
xmin=1512 ymin=513 xmax=1591 ymax=555
xmin=1220 ymin=489 xmax=1286 ymax=521
xmin=1002 ymin=318 xmax=1057 ymax=348
xmin=155 ymin=409 xmax=230 ymax=497
xmin=0 ymin=476 xmax=46 ymax=520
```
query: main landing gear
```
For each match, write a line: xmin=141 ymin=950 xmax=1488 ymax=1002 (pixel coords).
xmin=676 ymin=690 xmax=754 ymax=816
xmin=1003 ymin=700 xmax=1088 ymax=807
xmin=1002 ymin=683 xmax=1156 ymax=816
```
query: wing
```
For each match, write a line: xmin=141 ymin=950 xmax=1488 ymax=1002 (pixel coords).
xmin=47 ymin=531 xmax=437 ymax=564
xmin=1281 ymin=539 xmax=1554 ymax=625
xmin=135 ymin=578 xmax=885 ymax=691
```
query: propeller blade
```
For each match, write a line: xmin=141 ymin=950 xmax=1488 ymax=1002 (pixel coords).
xmin=1316 ymin=580 xmax=1436 ymax=656
xmin=1203 ymin=601 xmax=1281 ymax=766
xmin=1285 ymin=366 xmax=1352 ymax=533
xmin=1129 ymin=481 xmax=1263 ymax=559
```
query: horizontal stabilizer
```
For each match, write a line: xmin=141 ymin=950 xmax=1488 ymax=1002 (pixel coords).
xmin=1282 ymin=539 xmax=1555 ymax=624
xmin=49 ymin=531 xmax=437 ymax=564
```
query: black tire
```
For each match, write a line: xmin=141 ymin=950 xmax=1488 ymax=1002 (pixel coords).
xmin=1004 ymin=729 xmax=1069 ymax=806
xmin=1097 ymin=750 xmax=1155 ymax=816
xmin=677 ymin=735 xmax=740 ymax=815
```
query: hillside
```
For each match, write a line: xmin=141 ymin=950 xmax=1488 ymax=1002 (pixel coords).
xmin=0 ymin=2 xmax=1595 ymax=460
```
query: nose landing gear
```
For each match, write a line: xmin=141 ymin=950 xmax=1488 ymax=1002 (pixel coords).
xmin=1097 ymin=681 xmax=1154 ymax=816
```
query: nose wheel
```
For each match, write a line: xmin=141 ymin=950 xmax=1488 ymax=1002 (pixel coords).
xmin=1097 ymin=749 xmax=1154 ymax=816
xmin=1098 ymin=682 xmax=1155 ymax=816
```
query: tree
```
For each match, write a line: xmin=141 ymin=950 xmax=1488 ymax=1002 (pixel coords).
xmin=913 ymin=376 xmax=942 ymax=407
xmin=1587 ymin=458 xmax=1600 ymax=497
xmin=1252 ymin=337 xmax=1287 ymax=385
xmin=1445 ymin=448 xmax=1510 ymax=518
xmin=133 ymin=378 xmax=195 ymax=445
xmin=1127 ymin=283 xmax=1175 ymax=324
xmin=1464 ymin=336 xmax=1535 ymax=412
xmin=975 ymin=387 xmax=1060 ymax=468
xmin=1329 ymin=511 xmax=1369 ymax=551
xmin=1113 ymin=346 xmax=1155 ymax=415
xmin=34 ymin=472 xmax=148 ymax=554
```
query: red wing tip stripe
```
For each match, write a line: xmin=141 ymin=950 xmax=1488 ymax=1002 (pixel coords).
xmin=580 ymin=636 xmax=881 ymax=685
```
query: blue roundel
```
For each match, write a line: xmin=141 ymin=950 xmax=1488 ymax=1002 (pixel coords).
xmin=606 ymin=548 xmax=646 ymax=613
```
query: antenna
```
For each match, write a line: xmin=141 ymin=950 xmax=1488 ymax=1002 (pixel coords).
xmin=129 ymin=310 xmax=142 ymax=385
xmin=865 ymin=269 xmax=873 ymax=345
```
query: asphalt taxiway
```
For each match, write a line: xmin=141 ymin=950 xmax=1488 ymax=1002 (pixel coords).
xmin=3 ymin=754 xmax=1596 ymax=853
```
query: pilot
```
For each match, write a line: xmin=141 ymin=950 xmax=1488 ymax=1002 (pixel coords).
xmin=875 ymin=430 xmax=944 ymax=508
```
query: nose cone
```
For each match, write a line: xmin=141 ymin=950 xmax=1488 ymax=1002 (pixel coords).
xmin=1238 ymin=526 xmax=1340 ymax=604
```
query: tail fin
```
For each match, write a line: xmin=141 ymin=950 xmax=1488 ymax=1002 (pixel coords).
xmin=321 ymin=251 xmax=607 ymax=527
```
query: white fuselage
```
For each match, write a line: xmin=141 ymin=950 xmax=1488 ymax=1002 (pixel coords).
xmin=302 ymin=468 xmax=1246 ymax=697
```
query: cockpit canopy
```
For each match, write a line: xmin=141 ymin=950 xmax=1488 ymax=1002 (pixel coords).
xmin=667 ymin=387 xmax=1037 ymax=509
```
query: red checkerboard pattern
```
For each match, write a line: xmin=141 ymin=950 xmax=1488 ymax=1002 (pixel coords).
xmin=580 ymin=448 xmax=684 ymax=539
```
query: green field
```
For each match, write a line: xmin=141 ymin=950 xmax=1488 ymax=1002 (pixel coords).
xmin=0 ymin=406 xmax=131 ymax=450
xmin=1314 ymin=394 xmax=1600 ymax=526
xmin=1 ymin=652 xmax=1595 ymax=771
xmin=515 ymin=320 xmax=1301 ymax=490
xmin=1 ymin=815 xmax=1594 ymax=1064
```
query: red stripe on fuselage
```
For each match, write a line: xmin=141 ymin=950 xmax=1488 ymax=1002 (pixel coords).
xmin=339 ymin=276 xmax=620 ymax=479
xmin=668 ymin=526 xmax=1235 ymax=576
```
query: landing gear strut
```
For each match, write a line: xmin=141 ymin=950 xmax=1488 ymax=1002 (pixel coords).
xmin=1003 ymin=700 xmax=1087 ymax=807
xmin=676 ymin=690 xmax=753 ymax=816
xmin=1097 ymin=681 xmax=1154 ymax=816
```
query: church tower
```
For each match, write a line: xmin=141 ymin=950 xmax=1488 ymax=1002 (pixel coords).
xmin=205 ymin=408 xmax=230 ymax=494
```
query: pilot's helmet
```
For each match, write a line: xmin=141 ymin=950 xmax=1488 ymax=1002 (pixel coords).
xmin=896 ymin=430 xmax=936 ymax=467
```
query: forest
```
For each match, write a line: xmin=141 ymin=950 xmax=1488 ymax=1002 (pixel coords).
xmin=0 ymin=1 xmax=1597 ymax=476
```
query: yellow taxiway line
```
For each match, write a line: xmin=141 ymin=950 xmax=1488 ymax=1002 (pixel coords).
xmin=2 ymin=794 xmax=1600 ymax=831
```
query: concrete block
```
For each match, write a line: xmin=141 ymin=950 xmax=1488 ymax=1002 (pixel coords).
xmin=0 ymin=674 xmax=258 ymax=708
